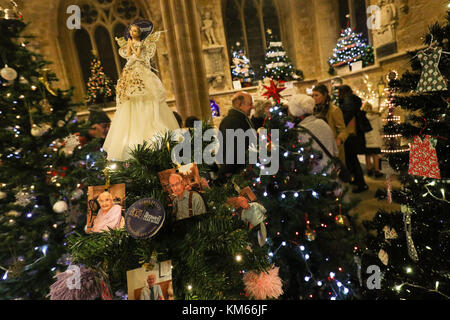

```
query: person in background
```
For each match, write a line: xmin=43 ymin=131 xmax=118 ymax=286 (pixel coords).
xmin=251 ymin=99 xmax=272 ymax=129
xmin=88 ymin=110 xmax=111 ymax=141
xmin=288 ymin=94 xmax=338 ymax=174
xmin=312 ymin=84 xmax=347 ymax=165
xmin=217 ymin=91 xmax=255 ymax=179
xmin=185 ymin=116 xmax=200 ymax=128
xmin=362 ymin=102 xmax=384 ymax=178
xmin=338 ymin=85 xmax=369 ymax=193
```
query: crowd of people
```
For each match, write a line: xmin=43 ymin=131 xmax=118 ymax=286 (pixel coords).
xmin=217 ymin=83 xmax=383 ymax=193
xmin=85 ymin=82 xmax=383 ymax=194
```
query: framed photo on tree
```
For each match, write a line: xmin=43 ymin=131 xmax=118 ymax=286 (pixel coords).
xmin=86 ymin=183 xmax=125 ymax=233
xmin=158 ymin=163 xmax=207 ymax=221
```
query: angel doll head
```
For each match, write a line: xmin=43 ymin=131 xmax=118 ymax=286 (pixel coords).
xmin=129 ymin=25 xmax=141 ymax=40
xmin=125 ymin=20 xmax=154 ymax=41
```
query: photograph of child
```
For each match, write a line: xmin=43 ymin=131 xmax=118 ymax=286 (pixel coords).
xmin=86 ymin=184 xmax=125 ymax=234
xmin=127 ymin=260 xmax=173 ymax=300
xmin=158 ymin=163 xmax=207 ymax=221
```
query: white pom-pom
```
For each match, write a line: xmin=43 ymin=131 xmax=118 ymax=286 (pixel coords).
xmin=53 ymin=200 xmax=68 ymax=213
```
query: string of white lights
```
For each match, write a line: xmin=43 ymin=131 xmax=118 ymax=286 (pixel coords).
xmin=423 ymin=184 xmax=450 ymax=203
xmin=394 ymin=282 xmax=450 ymax=299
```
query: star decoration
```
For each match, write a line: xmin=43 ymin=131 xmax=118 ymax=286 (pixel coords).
xmin=60 ymin=134 xmax=80 ymax=155
xmin=262 ymin=79 xmax=286 ymax=104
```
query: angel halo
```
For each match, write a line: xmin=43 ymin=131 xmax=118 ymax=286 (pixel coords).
xmin=124 ymin=20 xmax=154 ymax=41
xmin=114 ymin=20 xmax=155 ymax=47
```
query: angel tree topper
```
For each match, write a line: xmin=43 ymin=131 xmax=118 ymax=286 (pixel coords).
xmin=102 ymin=20 xmax=180 ymax=161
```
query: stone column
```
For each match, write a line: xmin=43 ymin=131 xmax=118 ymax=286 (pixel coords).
xmin=159 ymin=0 xmax=211 ymax=121
xmin=311 ymin=0 xmax=341 ymax=78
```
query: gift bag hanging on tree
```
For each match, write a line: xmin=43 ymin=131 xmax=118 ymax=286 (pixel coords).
xmin=416 ymin=47 xmax=447 ymax=93
xmin=408 ymin=134 xmax=441 ymax=179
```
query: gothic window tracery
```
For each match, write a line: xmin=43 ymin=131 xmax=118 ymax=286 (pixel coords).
xmin=222 ymin=0 xmax=281 ymax=80
xmin=62 ymin=0 xmax=157 ymax=99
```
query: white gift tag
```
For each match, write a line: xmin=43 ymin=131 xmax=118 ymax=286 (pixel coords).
xmin=233 ymin=80 xmax=242 ymax=90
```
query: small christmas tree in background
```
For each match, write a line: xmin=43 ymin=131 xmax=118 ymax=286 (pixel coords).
xmin=230 ymin=42 xmax=255 ymax=87
xmin=85 ymin=51 xmax=114 ymax=106
xmin=363 ymin=45 xmax=375 ymax=68
xmin=363 ymin=12 xmax=450 ymax=300
xmin=328 ymin=25 xmax=373 ymax=75
xmin=263 ymin=29 xmax=303 ymax=82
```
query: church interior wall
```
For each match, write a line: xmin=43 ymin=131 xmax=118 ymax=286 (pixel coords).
xmin=13 ymin=0 xmax=449 ymax=124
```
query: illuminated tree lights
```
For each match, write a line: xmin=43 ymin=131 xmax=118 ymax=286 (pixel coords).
xmin=86 ymin=57 xmax=114 ymax=105
xmin=264 ymin=29 xmax=303 ymax=81
xmin=329 ymin=28 xmax=373 ymax=69
xmin=231 ymin=48 xmax=255 ymax=86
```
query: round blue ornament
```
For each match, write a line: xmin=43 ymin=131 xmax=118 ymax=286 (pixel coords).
xmin=125 ymin=198 xmax=165 ymax=239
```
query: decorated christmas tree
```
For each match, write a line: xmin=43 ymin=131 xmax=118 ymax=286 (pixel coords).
xmin=85 ymin=53 xmax=114 ymax=105
xmin=47 ymin=80 xmax=371 ymax=300
xmin=380 ymin=70 xmax=410 ymax=168
xmin=50 ymin=124 xmax=278 ymax=300
xmin=0 ymin=18 xmax=98 ymax=299
xmin=363 ymin=12 xmax=450 ymax=299
xmin=249 ymin=81 xmax=367 ymax=300
xmin=328 ymin=26 xmax=373 ymax=75
xmin=263 ymin=29 xmax=303 ymax=82
xmin=230 ymin=43 xmax=255 ymax=87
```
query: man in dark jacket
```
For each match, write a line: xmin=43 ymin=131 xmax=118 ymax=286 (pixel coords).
xmin=339 ymin=85 xmax=369 ymax=193
xmin=218 ymin=92 xmax=256 ymax=179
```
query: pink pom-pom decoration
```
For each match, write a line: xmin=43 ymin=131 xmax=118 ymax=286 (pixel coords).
xmin=243 ymin=266 xmax=283 ymax=300
xmin=48 ymin=265 xmax=101 ymax=300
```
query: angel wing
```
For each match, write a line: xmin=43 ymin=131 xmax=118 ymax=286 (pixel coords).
xmin=142 ymin=31 xmax=166 ymax=59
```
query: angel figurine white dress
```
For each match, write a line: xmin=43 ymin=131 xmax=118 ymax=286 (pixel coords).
xmin=103 ymin=20 xmax=180 ymax=161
